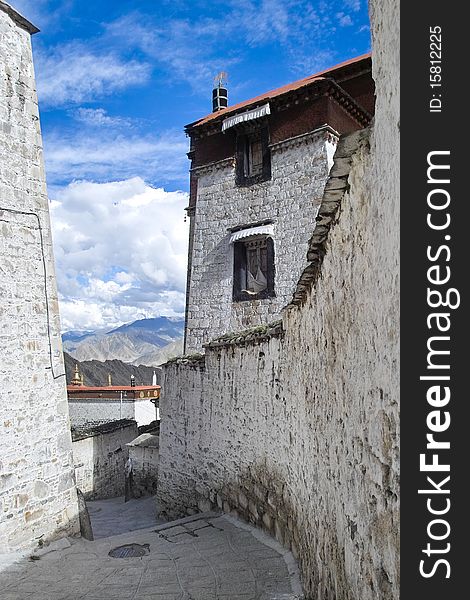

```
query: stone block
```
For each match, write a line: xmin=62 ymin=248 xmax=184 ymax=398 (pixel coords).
xmin=238 ymin=491 xmax=248 ymax=509
xmin=274 ymin=519 xmax=285 ymax=546
xmin=198 ymin=498 xmax=212 ymax=513
xmin=248 ymin=500 xmax=259 ymax=521
xmin=262 ymin=512 xmax=272 ymax=532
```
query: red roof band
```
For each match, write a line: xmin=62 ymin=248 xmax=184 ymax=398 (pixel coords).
xmin=67 ymin=385 xmax=161 ymax=392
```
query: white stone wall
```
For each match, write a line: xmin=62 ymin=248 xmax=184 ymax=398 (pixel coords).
xmin=68 ymin=398 xmax=136 ymax=428
xmin=0 ymin=8 xmax=79 ymax=551
xmin=158 ymin=0 xmax=399 ymax=597
xmin=159 ymin=135 xmax=399 ymax=600
xmin=127 ymin=433 xmax=159 ymax=497
xmin=72 ymin=422 xmax=138 ymax=500
xmin=186 ymin=128 xmax=336 ymax=351
xmin=134 ymin=398 xmax=157 ymax=427
xmin=68 ymin=397 xmax=157 ymax=428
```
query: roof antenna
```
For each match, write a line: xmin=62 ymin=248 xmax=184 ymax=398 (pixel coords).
xmin=212 ymin=71 xmax=228 ymax=112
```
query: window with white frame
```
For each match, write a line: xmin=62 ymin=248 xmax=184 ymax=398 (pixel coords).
xmin=232 ymin=235 xmax=275 ymax=301
xmin=235 ymin=126 xmax=271 ymax=186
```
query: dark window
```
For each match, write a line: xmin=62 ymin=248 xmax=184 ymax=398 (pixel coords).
xmin=233 ymin=236 xmax=275 ymax=301
xmin=246 ymin=136 xmax=263 ymax=177
xmin=236 ymin=127 xmax=271 ymax=186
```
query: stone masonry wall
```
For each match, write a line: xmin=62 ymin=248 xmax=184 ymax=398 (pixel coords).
xmin=72 ymin=420 xmax=138 ymax=500
xmin=185 ymin=128 xmax=337 ymax=352
xmin=68 ymin=397 xmax=157 ymax=428
xmin=127 ymin=433 xmax=159 ymax=498
xmin=0 ymin=7 xmax=79 ymax=551
xmin=68 ymin=397 xmax=136 ymax=428
xmin=158 ymin=0 xmax=399 ymax=597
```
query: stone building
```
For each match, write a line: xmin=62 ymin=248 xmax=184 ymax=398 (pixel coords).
xmin=67 ymin=373 xmax=161 ymax=428
xmin=184 ymin=56 xmax=374 ymax=351
xmin=158 ymin=0 xmax=399 ymax=597
xmin=126 ymin=432 xmax=160 ymax=498
xmin=0 ymin=2 xmax=79 ymax=551
xmin=72 ymin=420 xmax=139 ymax=500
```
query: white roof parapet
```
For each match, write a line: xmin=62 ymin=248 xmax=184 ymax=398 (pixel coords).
xmin=222 ymin=103 xmax=271 ymax=132
xmin=229 ymin=224 xmax=274 ymax=243
xmin=126 ymin=433 xmax=159 ymax=448
xmin=0 ymin=1 xmax=39 ymax=34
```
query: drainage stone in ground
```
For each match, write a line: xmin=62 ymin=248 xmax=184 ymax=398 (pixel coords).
xmin=108 ymin=543 xmax=150 ymax=558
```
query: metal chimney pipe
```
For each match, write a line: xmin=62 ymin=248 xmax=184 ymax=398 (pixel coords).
xmin=212 ymin=71 xmax=228 ymax=112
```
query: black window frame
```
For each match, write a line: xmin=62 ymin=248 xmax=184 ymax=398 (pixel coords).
xmin=235 ymin=125 xmax=271 ymax=187
xmin=232 ymin=236 xmax=275 ymax=302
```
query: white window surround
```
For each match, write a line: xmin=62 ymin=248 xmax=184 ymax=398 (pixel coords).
xmin=222 ymin=103 xmax=271 ymax=132
xmin=229 ymin=224 xmax=274 ymax=244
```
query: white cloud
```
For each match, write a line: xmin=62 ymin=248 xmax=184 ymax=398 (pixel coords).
xmin=72 ymin=108 xmax=132 ymax=128
xmin=9 ymin=0 xmax=68 ymax=29
xmin=50 ymin=177 xmax=189 ymax=330
xmin=58 ymin=299 xmax=164 ymax=332
xmin=43 ymin=128 xmax=188 ymax=185
xmin=288 ymin=49 xmax=337 ymax=79
xmin=230 ymin=0 xmax=291 ymax=46
xmin=337 ymin=12 xmax=353 ymax=27
xmin=105 ymin=13 xmax=239 ymax=93
xmin=104 ymin=1 xmax=349 ymax=90
xmin=344 ymin=0 xmax=361 ymax=11
xmin=36 ymin=42 xmax=151 ymax=107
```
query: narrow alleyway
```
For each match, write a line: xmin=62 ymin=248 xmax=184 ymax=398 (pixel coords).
xmin=0 ymin=499 xmax=302 ymax=600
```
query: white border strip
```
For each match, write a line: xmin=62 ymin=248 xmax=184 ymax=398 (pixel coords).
xmin=222 ymin=103 xmax=271 ymax=132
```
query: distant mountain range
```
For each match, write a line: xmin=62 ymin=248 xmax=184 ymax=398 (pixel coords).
xmin=62 ymin=317 xmax=184 ymax=366
xmin=63 ymin=352 xmax=160 ymax=387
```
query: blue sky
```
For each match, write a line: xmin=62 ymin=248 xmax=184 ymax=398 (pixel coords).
xmin=14 ymin=0 xmax=371 ymax=331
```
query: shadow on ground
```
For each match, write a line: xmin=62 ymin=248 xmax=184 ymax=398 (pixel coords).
xmin=87 ymin=495 xmax=164 ymax=538
xmin=0 ymin=509 xmax=303 ymax=600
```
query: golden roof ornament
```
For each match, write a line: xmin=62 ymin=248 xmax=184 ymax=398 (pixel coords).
xmin=71 ymin=364 xmax=82 ymax=386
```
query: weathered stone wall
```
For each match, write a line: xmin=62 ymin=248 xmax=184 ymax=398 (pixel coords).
xmin=158 ymin=0 xmax=399 ymax=597
xmin=185 ymin=128 xmax=337 ymax=352
xmin=68 ymin=396 xmax=157 ymax=428
xmin=72 ymin=420 xmax=138 ymax=500
xmin=0 ymin=6 xmax=79 ymax=551
xmin=68 ymin=397 xmax=136 ymax=428
xmin=127 ymin=433 xmax=159 ymax=498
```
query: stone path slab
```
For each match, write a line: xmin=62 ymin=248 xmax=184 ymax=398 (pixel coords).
xmin=87 ymin=495 xmax=164 ymax=538
xmin=0 ymin=513 xmax=303 ymax=600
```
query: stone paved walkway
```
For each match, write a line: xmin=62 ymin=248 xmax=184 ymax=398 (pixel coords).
xmin=0 ymin=513 xmax=303 ymax=600
xmin=88 ymin=495 xmax=164 ymax=538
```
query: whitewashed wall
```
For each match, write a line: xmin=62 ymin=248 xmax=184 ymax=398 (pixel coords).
xmin=134 ymin=398 xmax=157 ymax=427
xmin=127 ymin=433 xmax=159 ymax=498
xmin=158 ymin=0 xmax=399 ymax=597
xmin=0 ymin=7 xmax=79 ymax=551
xmin=68 ymin=397 xmax=157 ymax=428
xmin=186 ymin=128 xmax=337 ymax=351
xmin=68 ymin=398 xmax=135 ymax=427
xmin=72 ymin=421 xmax=138 ymax=500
